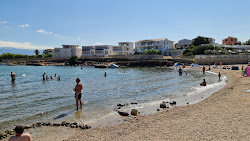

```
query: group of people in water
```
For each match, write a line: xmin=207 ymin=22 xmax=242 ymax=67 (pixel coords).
xmin=42 ymin=73 xmax=60 ymax=81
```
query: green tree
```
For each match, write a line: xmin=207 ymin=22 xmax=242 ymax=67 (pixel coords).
xmin=34 ymin=49 xmax=40 ymax=55
xmin=244 ymin=39 xmax=250 ymax=45
xmin=43 ymin=49 xmax=48 ymax=55
xmin=68 ymin=56 xmax=79 ymax=66
xmin=191 ymin=36 xmax=212 ymax=46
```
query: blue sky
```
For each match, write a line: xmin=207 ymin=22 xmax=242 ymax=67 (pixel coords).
xmin=0 ymin=0 xmax=250 ymax=49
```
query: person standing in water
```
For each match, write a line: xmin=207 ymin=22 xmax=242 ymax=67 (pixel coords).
xmin=74 ymin=78 xmax=83 ymax=110
xmin=42 ymin=73 xmax=46 ymax=81
xmin=10 ymin=72 xmax=16 ymax=82
xmin=104 ymin=72 xmax=107 ymax=77
xmin=218 ymin=72 xmax=221 ymax=81
xmin=202 ymin=65 xmax=206 ymax=74
xmin=178 ymin=67 xmax=183 ymax=76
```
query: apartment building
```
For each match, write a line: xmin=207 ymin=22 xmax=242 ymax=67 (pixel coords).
xmin=222 ymin=36 xmax=238 ymax=45
xmin=135 ymin=38 xmax=174 ymax=55
xmin=176 ymin=39 xmax=192 ymax=49
xmin=82 ymin=42 xmax=134 ymax=56
xmin=54 ymin=45 xmax=82 ymax=58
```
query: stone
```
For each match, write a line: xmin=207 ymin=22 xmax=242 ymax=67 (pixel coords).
xmin=43 ymin=123 xmax=51 ymax=126
xmin=131 ymin=109 xmax=138 ymax=116
xmin=118 ymin=111 xmax=129 ymax=116
xmin=23 ymin=125 xmax=31 ymax=129
xmin=70 ymin=125 xmax=77 ymax=128
xmin=170 ymin=101 xmax=176 ymax=105
xmin=157 ymin=109 xmax=160 ymax=111
xmin=130 ymin=102 xmax=138 ymax=105
xmin=117 ymin=103 xmax=125 ymax=107
xmin=160 ymin=103 xmax=167 ymax=108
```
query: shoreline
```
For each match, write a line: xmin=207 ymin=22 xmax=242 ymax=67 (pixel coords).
xmin=65 ymin=65 xmax=250 ymax=140
xmin=2 ymin=64 xmax=248 ymax=140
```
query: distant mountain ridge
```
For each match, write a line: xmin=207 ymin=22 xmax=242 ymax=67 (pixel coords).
xmin=0 ymin=47 xmax=43 ymax=55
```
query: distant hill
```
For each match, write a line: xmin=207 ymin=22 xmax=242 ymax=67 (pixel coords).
xmin=0 ymin=47 xmax=43 ymax=55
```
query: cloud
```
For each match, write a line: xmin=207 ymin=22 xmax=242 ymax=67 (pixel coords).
xmin=93 ymin=42 xmax=105 ymax=45
xmin=1 ymin=21 xmax=7 ymax=24
xmin=4 ymin=27 xmax=12 ymax=29
xmin=54 ymin=33 xmax=62 ymax=37
xmin=36 ymin=29 xmax=53 ymax=34
xmin=0 ymin=40 xmax=53 ymax=50
xmin=18 ymin=24 xmax=30 ymax=28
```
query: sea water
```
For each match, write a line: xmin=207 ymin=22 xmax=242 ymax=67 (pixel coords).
xmin=0 ymin=66 xmax=224 ymax=131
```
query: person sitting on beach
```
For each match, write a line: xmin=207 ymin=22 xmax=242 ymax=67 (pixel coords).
xmin=8 ymin=126 xmax=32 ymax=141
xmin=200 ymin=79 xmax=206 ymax=86
xmin=10 ymin=72 xmax=16 ymax=82
xmin=42 ymin=73 xmax=46 ymax=81
xmin=74 ymin=78 xmax=83 ymax=110
xmin=178 ymin=67 xmax=182 ymax=76
xmin=245 ymin=62 xmax=250 ymax=77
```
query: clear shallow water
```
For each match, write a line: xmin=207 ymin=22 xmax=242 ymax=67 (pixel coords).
xmin=0 ymin=66 xmax=219 ymax=131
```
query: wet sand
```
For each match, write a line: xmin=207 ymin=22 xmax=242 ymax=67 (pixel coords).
xmin=65 ymin=65 xmax=250 ymax=140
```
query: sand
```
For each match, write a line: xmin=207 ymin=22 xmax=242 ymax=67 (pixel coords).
xmin=64 ymin=65 xmax=250 ymax=141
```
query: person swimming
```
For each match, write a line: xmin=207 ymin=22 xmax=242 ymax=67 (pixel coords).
xmin=200 ymin=79 xmax=206 ymax=86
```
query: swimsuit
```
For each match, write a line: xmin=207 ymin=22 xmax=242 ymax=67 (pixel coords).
xmin=75 ymin=93 xmax=82 ymax=99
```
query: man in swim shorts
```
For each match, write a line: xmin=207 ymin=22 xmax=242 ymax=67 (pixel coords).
xmin=74 ymin=78 xmax=83 ymax=110
xmin=200 ymin=79 xmax=207 ymax=86
xmin=10 ymin=72 xmax=16 ymax=82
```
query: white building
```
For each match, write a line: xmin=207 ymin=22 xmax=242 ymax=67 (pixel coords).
xmin=176 ymin=39 xmax=192 ymax=49
xmin=54 ymin=45 xmax=82 ymax=58
xmin=112 ymin=42 xmax=134 ymax=55
xmin=47 ymin=49 xmax=54 ymax=55
xmin=82 ymin=42 xmax=134 ymax=56
xmin=135 ymin=38 xmax=174 ymax=55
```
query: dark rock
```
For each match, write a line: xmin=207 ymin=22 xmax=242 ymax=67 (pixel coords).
xmin=117 ymin=103 xmax=125 ymax=107
xmin=72 ymin=122 xmax=78 ymax=125
xmin=70 ymin=125 xmax=77 ymax=128
xmin=160 ymin=103 xmax=167 ymax=108
xmin=43 ymin=123 xmax=51 ymax=126
xmin=36 ymin=122 xmax=42 ymax=125
xmin=170 ymin=101 xmax=176 ymax=105
xmin=23 ymin=125 xmax=31 ymax=129
xmin=131 ymin=109 xmax=138 ymax=116
xmin=130 ymin=103 xmax=138 ymax=105
xmin=118 ymin=111 xmax=129 ymax=116
xmin=53 ymin=123 xmax=60 ymax=126
xmin=157 ymin=109 xmax=160 ymax=111
xmin=79 ymin=125 xmax=86 ymax=129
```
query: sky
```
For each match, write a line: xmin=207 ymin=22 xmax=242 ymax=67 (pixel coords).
xmin=0 ymin=0 xmax=250 ymax=50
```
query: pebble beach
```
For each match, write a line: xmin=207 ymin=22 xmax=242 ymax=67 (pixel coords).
xmin=64 ymin=65 xmax=250 ymax=141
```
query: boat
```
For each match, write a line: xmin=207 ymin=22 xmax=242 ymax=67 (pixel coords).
xmin=108 ymin=64 xmax=119 ymax=68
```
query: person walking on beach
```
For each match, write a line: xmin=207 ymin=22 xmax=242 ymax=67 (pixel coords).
xmin=10 ymin=72 xmax=16 ymax=82
xmin=218 ymin=72 xmax=221 ymax=81
xmin=74 ymin=78 xmax=83 ymax=110
xmin=202 ymin=66 xmax=205 ymax=74
xmin=8 ymin=126 xmax=32 ymax=141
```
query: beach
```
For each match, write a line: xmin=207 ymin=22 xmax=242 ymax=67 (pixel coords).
xmin=63 ymin=65 xmax=250 ymax=141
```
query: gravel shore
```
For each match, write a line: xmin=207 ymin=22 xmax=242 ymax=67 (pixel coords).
xmin=65 ymin=65 xmax=250 ymax=141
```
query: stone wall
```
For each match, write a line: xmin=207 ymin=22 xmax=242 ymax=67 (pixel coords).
xmin=195 ymin=55 xmax=250 ymax=65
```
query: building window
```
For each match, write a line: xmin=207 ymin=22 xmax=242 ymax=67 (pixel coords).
xmin=231 ymin=39 xmax=233 ymax=41
xmin=225 ymin=39 xmax=227 ymax=41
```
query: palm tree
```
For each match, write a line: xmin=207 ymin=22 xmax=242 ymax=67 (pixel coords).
xmin=43 ymin=49 xmax=48 ymax=55
xmin=34 ymin=49 xmax=40 ymax=55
